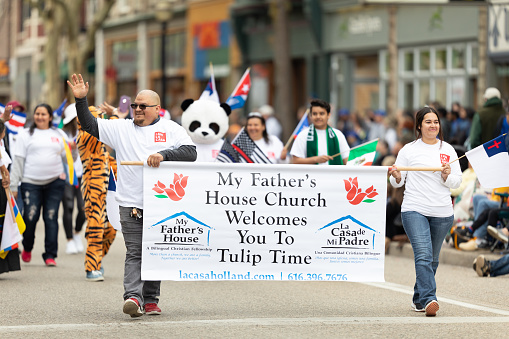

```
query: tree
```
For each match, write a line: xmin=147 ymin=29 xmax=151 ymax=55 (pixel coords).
xmin=28 ymin=0 xmax=115 ymax=107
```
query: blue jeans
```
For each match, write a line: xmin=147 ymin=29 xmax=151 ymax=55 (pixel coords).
xmin=491 ymin=254 xmax=509 ymax=277
xmin=21 ymin=179 xmax=65 ymax=261
xmin=402 ymin=211 xmax=454 ymax=307
xmin=472 ymin=195 xmax=499 ymax=239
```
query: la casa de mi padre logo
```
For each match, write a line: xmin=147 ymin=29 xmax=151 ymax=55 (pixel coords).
xmin=312 ymin=177 xmax=382 ymax=251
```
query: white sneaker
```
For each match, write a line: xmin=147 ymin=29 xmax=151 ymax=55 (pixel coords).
xmin=73 ymin=233 xmax=84 ymax=253
xmin=66 ymin=240 xmax=78 ymax=254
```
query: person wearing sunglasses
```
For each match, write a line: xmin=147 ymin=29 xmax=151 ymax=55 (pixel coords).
xmin=68 ymin=74 xmax=196 ymax=318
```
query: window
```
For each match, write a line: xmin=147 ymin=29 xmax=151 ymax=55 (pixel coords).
xmin=435 ymin=78 xmax=447 ymax=106
xmin=452 ymin=46 xmax=465 ymax=70
xmin=404 ymin=81 xmax=414 ymax=110
xmin=435 ymin=49 xmax=446 ymax=71
xmin=392 ymin=44 xmax=478 ymax=110
xmin=404 ymin=51 xmax=414 ymax=72
xmin=419 ymin=80 xmax=430 ymax=107
xmin=419 ymin=51 xmax=430 ymax=72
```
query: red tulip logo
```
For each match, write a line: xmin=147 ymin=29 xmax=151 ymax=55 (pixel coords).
xmin=152 ymin=173 xmax=188 ymax=201
xmin=343 ymin=177 xmax=378 ymax=205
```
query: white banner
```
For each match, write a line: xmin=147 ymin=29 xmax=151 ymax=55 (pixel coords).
xmin=142 ymin=162 xmax=387 ymax=282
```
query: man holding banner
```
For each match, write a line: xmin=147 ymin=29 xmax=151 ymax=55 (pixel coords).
xmin=290 ymin=99 xmax=350 ymax=165
xmin=68 ymin=74 xmax=196 ymax=318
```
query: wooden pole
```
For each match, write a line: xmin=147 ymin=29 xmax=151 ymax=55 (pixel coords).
xmin=389 ymin=166 xmax=442 ymax=172
xmin=5 ymin=188 xmax=16 ymax=223
xmin=121 ymin=161 xmax=144 ymax=166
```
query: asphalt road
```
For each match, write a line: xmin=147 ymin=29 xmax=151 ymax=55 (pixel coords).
xmin=1 ymin=218 xmax=509 ymax=339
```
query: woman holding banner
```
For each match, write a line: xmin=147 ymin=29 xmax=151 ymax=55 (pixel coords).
xmin=245 ymin=112 xmax=288 ymax=164
xmin=389 ymin=106 xmax=461 ymax=317
xmin=10 ymin=103 xmax=76 ymax=267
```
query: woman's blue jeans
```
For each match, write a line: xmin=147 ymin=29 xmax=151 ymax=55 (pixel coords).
xmin=401 ymin=211 xmax=453 ymax=307
xmin=20 ymin=179 xmax=65 ymax=261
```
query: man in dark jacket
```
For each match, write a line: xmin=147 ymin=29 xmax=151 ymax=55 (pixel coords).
xmin=469 ymin=87 xmax=505 ymax=149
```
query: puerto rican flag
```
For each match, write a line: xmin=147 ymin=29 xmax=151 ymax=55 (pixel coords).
xmin=291 ymin=111 xmax=309 ymax=139
xmin=226 ymin=68 xmax=251 ymax=110
xmin=199 ymin=65 xmax=220 ymax=103
xmin=466 ymin=134 xmax=509 ymax=189
xmin=0 ymin=103 xmax=26 ymax=135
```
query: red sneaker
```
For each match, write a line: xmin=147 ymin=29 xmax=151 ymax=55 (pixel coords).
xmin=123 ymin=298 xmax=143 ymax=317
xmin=144 ymin=303 xmax=161 ymax=315
xmin=45 ymin=258 xmax=57 ymax=267
xmin=21 ymin=250 xmax=31 ymax=263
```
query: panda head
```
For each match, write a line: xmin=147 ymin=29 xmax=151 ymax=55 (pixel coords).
xmin=180 ymin=99 xmax=231 ymax=145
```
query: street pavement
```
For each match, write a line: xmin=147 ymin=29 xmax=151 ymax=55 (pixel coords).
xmin=1 ymin=217 xmax=509 ymax=339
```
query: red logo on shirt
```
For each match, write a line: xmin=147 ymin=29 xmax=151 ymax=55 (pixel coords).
xmin=440 ymin=154 xmax=450 ymax=164
xmin=212 ymin=149 xmax=219 ymax=158
xmin=51 ymin=137 xmax=60 ymax=143
xmin=154 ymin=132 xmax=166 ymax=142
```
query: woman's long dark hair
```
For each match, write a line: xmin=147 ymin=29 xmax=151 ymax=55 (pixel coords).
xmin=246 ymin=112 xmax=269 ymax=143
xmin=414 ymin=106 xmax=443 ymax=147
xmin=29 ymin=103 xmax=54 ymax=135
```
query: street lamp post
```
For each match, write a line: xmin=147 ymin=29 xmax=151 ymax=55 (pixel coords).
xmin=155 ymin=1 xmax=174 ymax=109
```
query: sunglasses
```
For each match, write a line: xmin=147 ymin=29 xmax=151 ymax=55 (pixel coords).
xmin=130 ymin=103 xmax=158 ymax=110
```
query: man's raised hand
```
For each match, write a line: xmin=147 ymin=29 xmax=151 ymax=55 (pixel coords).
xmin=67 ymin=74 xmax=89 ymax=99
xmin=1 ymin=105 xmax=12 ymax=122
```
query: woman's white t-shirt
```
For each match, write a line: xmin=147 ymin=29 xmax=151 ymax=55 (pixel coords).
xmin=290 ymin=127 xmax=350 ymax=164
xmin=15 ymin=128 xmax=65 ymax=180
xmin=253 ymin=135 xmax=288 ymax=164
xmin=389 ymin=139 xmax=462 ymax=217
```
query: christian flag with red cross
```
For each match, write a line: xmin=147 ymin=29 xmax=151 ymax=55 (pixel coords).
xmin=466 ymin=134 xmax=509 ymax=189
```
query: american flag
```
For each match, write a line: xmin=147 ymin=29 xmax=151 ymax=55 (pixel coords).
xmin=232 ymin=128 xmax=270 ymax=164
xmin=216 ymin=139 xmax=240 ymax=163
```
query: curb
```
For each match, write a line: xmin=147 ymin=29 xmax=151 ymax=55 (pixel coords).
xmin=387 ymin=241 xmax=503 ymax=269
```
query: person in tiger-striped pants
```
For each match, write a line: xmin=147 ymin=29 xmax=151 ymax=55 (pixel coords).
xmin=76 ymin=104 xmax=118 ymax=281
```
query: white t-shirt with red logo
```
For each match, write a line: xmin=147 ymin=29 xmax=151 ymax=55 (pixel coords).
xmin=389 ymin=138 xmax=462 ymax=217
xmin=14 ymin=128 xmax=66 ymax=181
xmin=254 ymin=135 xmax=288 ymax=164
xmin=98 ymin=118 xmax=194 ymax=208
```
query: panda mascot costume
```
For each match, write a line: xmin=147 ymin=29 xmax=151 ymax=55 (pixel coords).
xmin=180 ymin=99 xmax=231 ymax=162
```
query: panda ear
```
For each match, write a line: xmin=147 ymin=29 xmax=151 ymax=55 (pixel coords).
xmin=220 ymin=103 xmax=232 ymax=116
xmin=181 ymin=99 xmax=194 ymax=111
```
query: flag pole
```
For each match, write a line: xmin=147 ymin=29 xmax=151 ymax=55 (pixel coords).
xmin=121 ymin=161 xmax=144 ymax=166
xmin=284 ymin=110 xmax=309 ymax=150
xmin=5 ymin=188 xmax=16 ymax=223
xmin=0 ymin=151 xmax=15 ymax=222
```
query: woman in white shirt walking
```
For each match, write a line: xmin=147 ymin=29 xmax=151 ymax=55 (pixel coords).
xmin=389 ymin=106 xmax=461 ymax=317
xmin=10 ymin=103 xmax=72 ymax=267
xmin=245 ymin=112 xmax=287 ymax=164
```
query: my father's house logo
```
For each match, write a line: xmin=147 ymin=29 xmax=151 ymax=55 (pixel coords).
xmin=152 ymin=173 xmax=189 ymax=201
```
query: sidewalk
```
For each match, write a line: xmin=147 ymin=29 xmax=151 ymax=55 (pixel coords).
xmin=387 ymin=241 xmax=505 ymax=268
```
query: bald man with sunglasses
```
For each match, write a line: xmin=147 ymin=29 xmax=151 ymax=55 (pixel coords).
xmin=68 ymin=74 xmax=196 ymax=318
